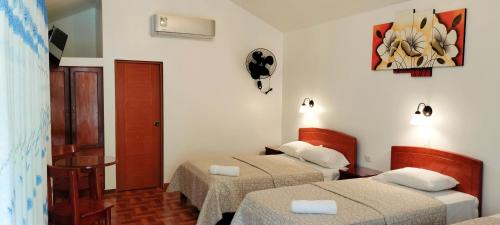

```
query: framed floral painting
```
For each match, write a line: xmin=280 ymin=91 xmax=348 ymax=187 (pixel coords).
xmin=372 ymin=8 xmax=466 ymax=75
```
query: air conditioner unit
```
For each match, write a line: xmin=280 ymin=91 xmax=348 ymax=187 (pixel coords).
xmin=153 ymin=14 xmax=215 ymax=38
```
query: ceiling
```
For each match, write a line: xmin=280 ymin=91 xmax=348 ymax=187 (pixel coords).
xmin=46 ymin=0 xmax=408 ymax=30
xmin=46 ymin=0 xmax=98 ymax=22
xmin=231 ymin=0 xmax=410 ymax=32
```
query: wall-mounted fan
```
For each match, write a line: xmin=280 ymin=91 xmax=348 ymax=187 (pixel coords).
xmin=245 ymin=48 xmax=277 ymax=94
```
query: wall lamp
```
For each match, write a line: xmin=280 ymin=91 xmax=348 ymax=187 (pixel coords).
xmin=299 ymin=98 xmax=315 ymax=113
xmin=411 ymin=103 xmax=433 ymax=125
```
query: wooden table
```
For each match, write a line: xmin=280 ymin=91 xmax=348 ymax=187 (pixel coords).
xmin=339 ymin=166 xmax=382 ymax=180
xmin=264 ymin=146 xmax=283 ymax=155
xmin=53 ymin=155 xmax=117 ymax=199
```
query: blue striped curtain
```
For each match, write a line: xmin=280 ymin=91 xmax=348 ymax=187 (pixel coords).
xmin=0 ymin=0 xmax=50 ymax=225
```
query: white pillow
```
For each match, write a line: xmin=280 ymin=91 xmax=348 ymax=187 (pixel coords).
xmin=373 ymin=167 xmax=459 ymax=192
xmin=299 ymin=146 xmax=350 ymax=169
xmin=278 ymin=141 xmax=313 ymax=159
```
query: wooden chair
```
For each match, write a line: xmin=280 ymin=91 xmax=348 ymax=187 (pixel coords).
xmin=52 ymin=144 xmax=79 ymax=161
xmin=51 ymin=144 xmax=91 ymax=199
xmin=47 ymin=165 xmax=113 ymax=225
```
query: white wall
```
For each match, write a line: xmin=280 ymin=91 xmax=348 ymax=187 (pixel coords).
xmin=59 ymin=57 xmax=104 ymax=67
xmin=101 ymin=0 xmax=283 ymax=189
xmin=282 ymin=0 xmax=500 ymax=215
xmin=50 ymin=7 xmax=101 ymax=57
xmin=95 ymin=0 xmax=103 ymax=58
xmin=49 ymin=8 xmax=97 ymax=57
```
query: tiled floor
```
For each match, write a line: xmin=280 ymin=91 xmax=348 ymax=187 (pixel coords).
xmin=106 ymin=188 xmax=198 ymax=225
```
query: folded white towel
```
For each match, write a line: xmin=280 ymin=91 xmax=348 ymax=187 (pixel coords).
xmin=208 ymin=165 xmax=240 ymax=177
xmin=291 ymin=200 xmax=337 ymax=215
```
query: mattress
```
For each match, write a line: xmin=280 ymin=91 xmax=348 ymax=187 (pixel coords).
xmin=424 ymin=190 xmax=479 ymax=224
xmin=372 ymin=178 xmax=479 ymax=224
xmin=269 ymin=154 xmax=342 ymax=181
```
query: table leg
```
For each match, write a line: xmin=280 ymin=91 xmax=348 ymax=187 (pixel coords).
xmin=88 ymin=168 xmax=103 ymax=200
xmin=95 ymin=168 xmax=103 ymax=200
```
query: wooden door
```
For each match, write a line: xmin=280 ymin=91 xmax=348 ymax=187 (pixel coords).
xmin=70 ymin=67 xmax=104 ymax=149
xmin=115 ymin=61 xmax=163 ymax=190
xmin=50 ymin=67 xmax=71 ymax=145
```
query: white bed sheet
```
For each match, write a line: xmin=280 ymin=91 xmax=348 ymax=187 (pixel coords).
xmin=370 ymin=178 xmax=478 ymax=224
xmin=420 ymin=190 xmax=479 ymax=224
xmin=268 ymin=154 xmax=342 ymax=181
xmin=491 ymin=214 xmax=500 ymax=219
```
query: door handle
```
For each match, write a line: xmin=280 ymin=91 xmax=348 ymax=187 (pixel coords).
xmin=153 ymin=121 xmax=161 ymax=127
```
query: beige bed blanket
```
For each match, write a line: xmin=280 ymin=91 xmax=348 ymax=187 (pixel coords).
xmin=231 ymin=178 xmax=446 ymax=225
xmin=166 ymin=155 xmax=323 ymax=225
xmin=452 ymin=217 xmax=500 ymax=225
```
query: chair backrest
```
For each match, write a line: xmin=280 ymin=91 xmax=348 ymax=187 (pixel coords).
xmin=47 ymin=165 xmax=80 ymax=225
xmin=52 ymin=144 xmax=79 ymax=162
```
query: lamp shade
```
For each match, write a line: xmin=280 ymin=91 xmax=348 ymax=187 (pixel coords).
xmin=411 ymin=103 xmax=433 ymax=126
xmin=299 ymin=98 xmax=314 ymax=114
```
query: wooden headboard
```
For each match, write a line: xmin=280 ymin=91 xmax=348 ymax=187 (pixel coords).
xmin=391 ymin=146 xmax=483 ymax=214
xmin=299 ymin=128 xmax=357 ymax=170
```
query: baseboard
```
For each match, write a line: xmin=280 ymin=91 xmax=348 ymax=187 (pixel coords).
xmin=103 ymin=183 xmax=169 ymax=194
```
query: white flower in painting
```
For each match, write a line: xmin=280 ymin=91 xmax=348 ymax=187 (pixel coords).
xmin=400 ymin=28 xmax=427 ymax=57
xmin=432 ymin=23 xmax=458 ymax=58
xmin=377 ymin=29 xmax=399 ymax=61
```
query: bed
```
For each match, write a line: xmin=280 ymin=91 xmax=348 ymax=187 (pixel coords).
xmin=452 ymin=214 xmax=500 ymax=225
xmin=231 ymin=146 xmax=483 ymax=225
xmin=166 ymin=128 xmax=357 ymax=225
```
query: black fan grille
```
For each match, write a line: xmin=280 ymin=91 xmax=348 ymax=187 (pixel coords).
xmin=245 ymin=48 xmax=277 ymax=80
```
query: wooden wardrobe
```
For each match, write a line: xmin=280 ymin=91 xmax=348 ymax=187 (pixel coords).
xmin=50 ymin=66 xmax=104 ymax=149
